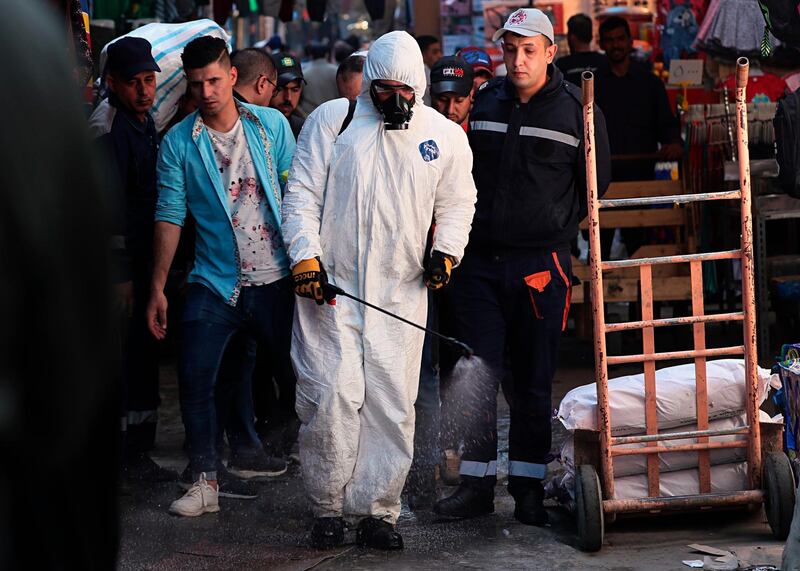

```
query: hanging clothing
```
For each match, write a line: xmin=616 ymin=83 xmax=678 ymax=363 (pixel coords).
xmin=695 ymin=0 xmax=778 ymax=56
xmin=260 ymin=0 xmax=282 ymax=16
xmin=279 ymin=0 xmax=294 ymax=22
xmin=364 ymin=0 xmax=385 ymax=20
xmin=307 ymin=0 xmax=326 ymax=21
xmin=720 ymin=72 xmax=788 ymax=102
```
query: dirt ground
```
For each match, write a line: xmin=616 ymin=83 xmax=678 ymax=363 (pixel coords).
xmin=117 ymin=331 xmax=788 ymax=570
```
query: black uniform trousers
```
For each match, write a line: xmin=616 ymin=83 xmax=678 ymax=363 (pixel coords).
xmin=449 ymin=247 xmax=572 ymax=498
xmin=121 ymin=261 xmax=160 ymax=457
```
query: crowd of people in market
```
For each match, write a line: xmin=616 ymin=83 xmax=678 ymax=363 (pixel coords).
xmin=93 ymin=7 xmax=684 ymax=551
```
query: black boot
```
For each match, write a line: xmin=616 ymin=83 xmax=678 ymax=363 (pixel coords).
xmin=310 ymin=517 xmax=345 ymax=549
xmin=513 ymin=481 xmax=548 ymax=526
xmin=356 ymin=517 xmax=403 ymax=550
xmin=433 ymin=481 xmax=494 ymax=519
xmin=406 ymin=464 xmax=436 ymax=511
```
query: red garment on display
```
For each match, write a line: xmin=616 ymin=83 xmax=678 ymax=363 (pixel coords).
xmin=720 ymin=72 xmax=788 ymax=102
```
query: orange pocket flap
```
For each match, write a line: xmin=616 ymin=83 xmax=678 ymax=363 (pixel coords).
xmin=524 ymin=271 xmax=552 ymax=293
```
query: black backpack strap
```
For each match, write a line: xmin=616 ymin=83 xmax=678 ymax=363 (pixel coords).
xmin=337 ymin=99 xmax=357 ymax=136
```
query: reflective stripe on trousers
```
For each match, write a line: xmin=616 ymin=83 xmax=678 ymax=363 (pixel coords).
xmin=508 ymin=460 xmax=547 ymax=479
xmin=460 ymin=460 xmax=498 ymax=477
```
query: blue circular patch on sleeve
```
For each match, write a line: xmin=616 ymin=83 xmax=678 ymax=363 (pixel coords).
xmin=419 ymin=139 xmax=440 ymax=162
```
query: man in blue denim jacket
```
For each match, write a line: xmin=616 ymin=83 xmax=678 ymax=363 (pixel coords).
xmin=145 ymin=36 xmax=296 ymax=517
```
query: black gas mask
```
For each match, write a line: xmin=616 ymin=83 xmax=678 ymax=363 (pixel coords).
xmin=370 ymin=81 xmax=414 ymax=130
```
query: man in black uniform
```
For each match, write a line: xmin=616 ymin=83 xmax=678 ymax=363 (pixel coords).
xmin=434 ymin=8 xmax=611 ymax=525
xmin=89 ymin=37 xmax=175 ymax=483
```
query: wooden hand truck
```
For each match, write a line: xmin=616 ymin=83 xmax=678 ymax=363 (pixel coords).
xmin=575 ymin=58 xmax=795 ymax=552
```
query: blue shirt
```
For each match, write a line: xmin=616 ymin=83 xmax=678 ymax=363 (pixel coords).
xmin=156 ymin=101 xmax=296 ymax=304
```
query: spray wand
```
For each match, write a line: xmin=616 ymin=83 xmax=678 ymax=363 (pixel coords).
xmin=323 ymin=283 xmax=474 ymax=359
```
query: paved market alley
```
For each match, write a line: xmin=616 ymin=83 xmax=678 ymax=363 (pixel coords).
xmin=118 ymin=333 xmax=787 ymax=570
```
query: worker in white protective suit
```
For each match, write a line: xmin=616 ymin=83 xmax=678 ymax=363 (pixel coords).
xmin=281 ymin=30 xmax=477 ymax=551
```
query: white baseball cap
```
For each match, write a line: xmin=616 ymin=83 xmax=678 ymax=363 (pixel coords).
xmin=492 ymin=8 xmax=555 ymax=44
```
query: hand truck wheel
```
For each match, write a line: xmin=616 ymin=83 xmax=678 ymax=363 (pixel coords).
xmin=576 ymin=464 xmax=604 ymax=551
xmin=764 ymin=451 xmax=796 ymax=540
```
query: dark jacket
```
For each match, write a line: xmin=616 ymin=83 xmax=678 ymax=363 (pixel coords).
xmin=555 ymin=51 xmax=609 ymax=87
xmin=89 ymin=94 xmax=159 ymax=282
xmin=594 ymin=61 xmax=681 ymax=181
xmin=467 ymin=65 xmax=611 ymax=253
xmin=288 ymin=111 xmax=305 ymax=139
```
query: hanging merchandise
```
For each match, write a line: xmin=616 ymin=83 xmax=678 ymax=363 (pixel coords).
xmin=68 ymin=0 xmax=93 ymax=88
xmin=441 ymin=0 xmax=472 ymax=55
xmin=720 ymin=69 xmax=787 ymax=102
xmin=660 ymin=0 xmax=699 ymax=65
xmin=236 ymin=0 xmax=261 ymax=15
xmin=757 ymin=0 xmax=800 ymax=55
xmin=260 ymin=0 xmax=282 ymax=17
xmin=307 ymin=0 xmax=326 ymax=21
xmin=694 ymin=0 xmax=778 ymax=58
xmin=154 ymin=0 xmax=179 ymax=22
xmin=91 ymin=0 xmax=124 ymax=20
xmin=279 ymin=0 xmax=295 ymax=22
xmin=684 ymin=103 xmax=729 ymax=194
xmin=774 ymin=88 xmax=800 ymax=198
xmin=213 ymin=0 xmax=233 ymax=24
xmin=364 ymin=0 xmax=386 ymax=21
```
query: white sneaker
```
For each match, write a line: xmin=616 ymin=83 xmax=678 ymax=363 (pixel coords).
xmin=169 ymin=473 xmax=219 ymax=517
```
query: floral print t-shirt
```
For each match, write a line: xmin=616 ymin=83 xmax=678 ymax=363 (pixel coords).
xmin=207 ymin=119 xmax=289 ymax=286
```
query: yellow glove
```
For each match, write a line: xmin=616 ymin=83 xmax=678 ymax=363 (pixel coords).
xmin=292 ymin=257 xmax=327 ymax=305
xmin=424 ymin=251 xmax=455 ymax=290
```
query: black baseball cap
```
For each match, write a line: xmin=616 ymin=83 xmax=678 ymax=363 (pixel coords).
xmin=271 ymin=52 xmax=305 ymax=87
xmin=106 ymin=37 xmax=161 ymax=79
xmin=430 ymin=56 xmax=474 ymax=97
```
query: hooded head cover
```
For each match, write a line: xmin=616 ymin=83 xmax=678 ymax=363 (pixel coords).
xmin=362 ymin=31 xmax=427 ymax=129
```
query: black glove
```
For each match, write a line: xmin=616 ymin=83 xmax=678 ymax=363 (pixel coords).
xmin=424 ymin=251 xmax=455 ymax=290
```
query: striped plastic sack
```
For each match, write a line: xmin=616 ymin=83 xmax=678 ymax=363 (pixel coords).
xmin=99 ymin=20 xmax=230 ymax=132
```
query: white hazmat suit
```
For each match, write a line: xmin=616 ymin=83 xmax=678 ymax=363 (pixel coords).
xmin=281 ymin=31 xmax=477 ymax=524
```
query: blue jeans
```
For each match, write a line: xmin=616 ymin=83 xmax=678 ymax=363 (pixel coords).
xmin=215 ymin=332 xmax=260 ymax=457
xmin=179 ymin=279 xmax=295 ymax=479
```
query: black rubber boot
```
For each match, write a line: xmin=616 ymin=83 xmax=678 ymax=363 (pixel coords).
xmin=406 ymin=464 xmax=437 ymax=511
xmin=513 ymin=481 xmax=549 ymax=526
xmin=356 ymin=517 xmax=404 ymax=550
xmin=433 ymin=482 xmax=494 ymax=519
xmin=310 ymin=517 xmax=345 ymax=549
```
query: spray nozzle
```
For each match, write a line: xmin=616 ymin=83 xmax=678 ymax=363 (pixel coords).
xmin=445 ymin=337 xmax=474 ymax=359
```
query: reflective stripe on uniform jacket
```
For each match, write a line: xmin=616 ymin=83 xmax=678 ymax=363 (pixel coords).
xmin=467 ymin=64 xmax=612 ymax=253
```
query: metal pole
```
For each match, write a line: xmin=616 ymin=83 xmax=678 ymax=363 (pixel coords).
xmin=603 ymin=490 xmax=764 ymax=514
xmin=324 ymin=284 xmax=474 ymax=358
xmin=582 ymin=71 xmax=614 ymax=500
xmin=735 ymin=57 xmax=762 ymax=490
